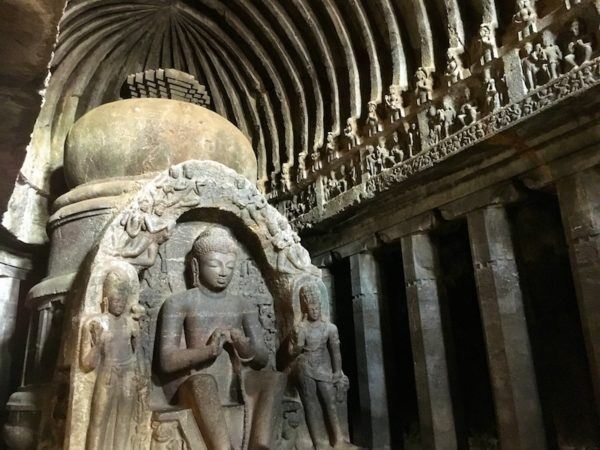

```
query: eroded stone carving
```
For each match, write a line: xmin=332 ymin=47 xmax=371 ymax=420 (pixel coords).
xmin=384 ymin=85 xmax=404 ymax=121
xmin=290 ymin=282 xmax=354 ymax=450
xmin=541 ymin=30 xmax=563 ymax=81
xmin=366 ymin=102 xmax=383 ymax=137
xmin=564 ymin=19 xmax=593 ymax=71
xmin=344 ymin=118 xmax=360 ymax=149
xmin=513 ymin=0 xmax=537 ymax=40
xmin=445 ymin=48 xmax=469 ymax=85
xmin=326 ymin=132 xmax=339 ymax=163
xmin=80 ymin=267 xmax=145 ymax=450
xmin=414 ymin=67 xmax=433 ymax=105
xmin=476 ymin=23 xmax=499 ymax=65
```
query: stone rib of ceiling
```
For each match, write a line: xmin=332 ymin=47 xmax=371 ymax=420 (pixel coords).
xmin=5 ymin=0 xmax=524 ymax=244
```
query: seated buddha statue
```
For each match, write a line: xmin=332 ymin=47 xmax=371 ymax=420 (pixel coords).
xmin=158 ymin=225 xmax=285 ymax=449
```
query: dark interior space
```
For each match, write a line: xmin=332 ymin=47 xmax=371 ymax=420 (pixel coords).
xmin=329 ymin=258 xmax=360 ymax=443
xmin=435 ymin=221 xmax=498 ymax=449
xmin=376 ymin=246 xmax=419 ymax=449
xmin=509 ymin=193 xmax=600 ymax=449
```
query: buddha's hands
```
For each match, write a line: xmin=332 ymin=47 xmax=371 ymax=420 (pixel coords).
xmin=230 ymin=328 xmax=253 ymax=360
xmin=208 ymin=328 xmax=230 ymax=357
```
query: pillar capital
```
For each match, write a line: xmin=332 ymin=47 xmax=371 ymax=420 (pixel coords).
xmin=440 ymin=182 xmax=523 ymax=221
xmin=379 ymin=211 xmax=438 ymax=243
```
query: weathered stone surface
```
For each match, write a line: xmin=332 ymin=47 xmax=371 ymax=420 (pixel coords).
xmin=0 ymin=0 xmax=65 ymax=214
xmin=4 ymin=99 xmax=357 ymax=450
xmin=401 ymin=233 xmax=457 ymax=450
xmin=65 ymin=99 xmax=257 ymax=186
xmin=349 ymin=252 xmax=391 ymax=450
xmin=467 ymin=205 xmax=546 ymax=450
xmin=556 ymin=167 xmax=600 ymax=417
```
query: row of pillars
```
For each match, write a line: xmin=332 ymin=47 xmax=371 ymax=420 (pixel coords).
xmin=320 ymin=168 xmax=600 ymax=450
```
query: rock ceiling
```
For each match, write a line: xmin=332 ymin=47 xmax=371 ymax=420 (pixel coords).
xmin=2 ymin=0 xmax=585 ymax=243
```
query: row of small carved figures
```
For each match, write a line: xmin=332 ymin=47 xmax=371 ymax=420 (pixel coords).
xmin=520 ymin=18 xmax=595 ymax=91
xmin=280 ymin=128 xmax=423 ymax=217
xmin=285 ymin=63 xmax=600 ymax=216
xmin=272 ymin=13 xmax=597 ymax=198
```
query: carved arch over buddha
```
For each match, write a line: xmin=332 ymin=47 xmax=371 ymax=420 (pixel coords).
xmin=60 ymin=160 xmax=332 ymax=449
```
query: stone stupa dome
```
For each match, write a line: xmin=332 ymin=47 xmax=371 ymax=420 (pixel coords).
xmin=64 ymin=98 xmax=257 ymax=187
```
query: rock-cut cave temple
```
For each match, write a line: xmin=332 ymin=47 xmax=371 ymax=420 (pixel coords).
xmin=0 ymin=0 xmax=599 ymax=449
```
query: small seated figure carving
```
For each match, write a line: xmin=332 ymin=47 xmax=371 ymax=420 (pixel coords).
xmin=291 ymin=283 xmax=355 ymax=450
xmin=80 ymin=270 xmax=143 ymax=450
xmin=158 ymin=226 xmax=284 ymax=450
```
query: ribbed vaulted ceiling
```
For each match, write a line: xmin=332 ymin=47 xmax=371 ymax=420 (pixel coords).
xmin=8 ymin=0 xmax=569 ymax=243
xmin=33 ymin=0 xmax=530 ymax=185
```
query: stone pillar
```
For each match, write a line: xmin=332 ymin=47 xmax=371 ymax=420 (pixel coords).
xmin=0 ymin=249 xmax=31 ymax=411
xmin=401 ymin=232 xmax=457 ymax=450
xmin=556 ymin=168 xmax=600 ymax=415
xmin=349 ymin=252 xmax=390 ymax=450
xmin=466 ymin=205 xmax=546 ymax=450
xmin=320 ymin=265 xmax=336 ymax=322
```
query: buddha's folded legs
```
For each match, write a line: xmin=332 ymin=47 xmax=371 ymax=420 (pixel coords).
xmin=179 ymin=374 xmax=232 ymax=450
xmin=243 ymin=370 xmax=287 ymax=449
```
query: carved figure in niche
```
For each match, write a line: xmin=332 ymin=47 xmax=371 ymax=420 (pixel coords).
xmin=270 ymin=171 xmax=280 ymax=196
xmin=150 ymin=422 xmax=185 ymax=450
xmin=414 ymin=67 xmax=433 ymax=105
xmin=485 ymin=76 xmax=502 ymax=112
xmin=445 ymin=48 xmax=467 ymax=85
xmin=290 ymin=283 xmax=353 ymax=450
xmin=427 ymin=106 xmax=442 ymax=144
xmin=458 ymin=101 xmax=479 ymax=128
xmin=339 ymin=166 xmax=349 ymax=193
xmin=513 ymin=0 xmax=537 ymax=39
xmin=349 ymin=160 xmax=359 ymax=186
xmin=343 ymin=118 xmax=360 ymax=149
xmin=157 ymin=165 xmax=199 ymax=208
xmin=376 ymin=135 xmax=395 ymax=168
xmin=385 ymin=84 xmax=404 ymax=121
xmin=564 ymin=19 xmax=593 ymax=70
xmin=282 ymin=165 xmax=292 ymax=194
xmin=440 ymin=99 xmax=456 ymax=138
xmin=267 ymin=217 xmax=315 ymax=275
xmin=365 ymin=145 xmax=378 ymax=178
xmin=311 ymin=149 xmax=323 ymax=173
xmin=307 ymin=184 xmax=317 ymax=210
xmin=119 ymin=197 xmax=174 ymax=269
xmin=234 ymin=177 xmax=267 ymax=226
xmin=541 ymin=30 xmax=563 ymax=80
xmin=158 ymin=226 xmax=285 ymax=449
xmin=366 ymin=101 xmax=382 ymax=137
xmin=407 ymin=122 xmax=419 ymax=157
xmin=389 ymin=131 xmax=405 ymax=164
xmin=477 ymin=23 xmax=498 ymax=65
xmin=324 ymin=172 xmax=335 ymax=202
xmin=521 ymin=42 xmax=540 ymax=91
xmin=297 ymin=153 xmax=308 ymax=183
xmin=80 ymin=270 xmax=144 ymax=450
xmin=326 ymin=132 xmax=338 ymax=163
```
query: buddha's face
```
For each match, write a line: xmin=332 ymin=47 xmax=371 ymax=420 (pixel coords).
xmin=198 ymin=251 xmax=237 ymax=291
